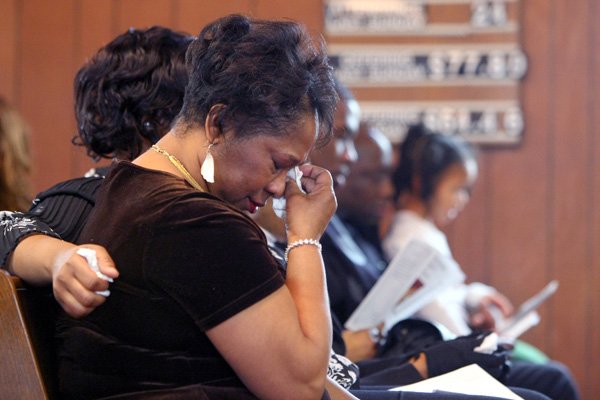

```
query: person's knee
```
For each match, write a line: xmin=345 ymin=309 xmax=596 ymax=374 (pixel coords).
xmin=543 ymin=361 xmax=580 ymax=400
xmin=508 ymin=360 xmax=580 ymax=400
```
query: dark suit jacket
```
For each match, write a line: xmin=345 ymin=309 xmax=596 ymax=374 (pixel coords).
xmin=321 ymin=214 xmax=387 ymax=324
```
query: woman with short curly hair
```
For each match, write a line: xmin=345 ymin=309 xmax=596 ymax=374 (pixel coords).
xmin=74 ymin=26 xmax=192 ymax=161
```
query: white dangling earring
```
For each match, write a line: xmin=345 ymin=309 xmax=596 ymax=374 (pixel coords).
xmin=201 ymin=143 xmax=215 ymax=183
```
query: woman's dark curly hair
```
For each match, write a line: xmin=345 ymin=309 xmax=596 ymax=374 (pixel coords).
xmin=179 ymin=15 xmax=338 ymax=147
xmin=74 ymin=26 xmax=193 ymax=160
xmin=392 ymin=123 xmax=476 ymax=202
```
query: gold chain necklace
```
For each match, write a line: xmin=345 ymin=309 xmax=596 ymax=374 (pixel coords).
xmin=151 ymin=144 xmax=205 ymax=192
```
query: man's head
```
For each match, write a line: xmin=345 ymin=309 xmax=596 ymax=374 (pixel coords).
xmin=309 ymin=78 xmax=359 ymax=188
xmin=337 ymin=122 xmax=394 ymax=226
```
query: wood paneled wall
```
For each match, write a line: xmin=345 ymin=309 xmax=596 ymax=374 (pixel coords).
xmin=0 ymin=0 xmax=597 ymax=398
xmin=448 ymin=2 xmax=600 ymax=399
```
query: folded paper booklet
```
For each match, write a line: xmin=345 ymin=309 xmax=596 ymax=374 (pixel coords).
xmin=345 ymin=239 xmax=465 ymax=332
xmin=390 ymin=364 xmax=524 ymax=400
xmin=495 ymin=280 xmax=559 ymax=340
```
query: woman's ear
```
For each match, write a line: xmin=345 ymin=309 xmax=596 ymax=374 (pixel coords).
xmin=204 ymin=104 xmax=227 ymax=144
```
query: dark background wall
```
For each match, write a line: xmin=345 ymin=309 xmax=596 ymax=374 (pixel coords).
xmin=1 ymin=1 xmax=597 ymax=398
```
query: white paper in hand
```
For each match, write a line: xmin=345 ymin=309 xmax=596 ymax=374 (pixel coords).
xmin=76 ymin=248 xmax=113 ymax=297
xmin=474 ymin=332 xmax=498 ymax=354
xmin=345 ymin=239 xmax=465 ymax=332
xmin=495 ymin=280 xmax=558 ymax=339
xmin=273 ymin=166 xmax=304 ymax=220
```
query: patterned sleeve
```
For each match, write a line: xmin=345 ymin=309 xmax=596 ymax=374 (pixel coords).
xmin=0 ymin=211 xmax=59 ymax=266
xmin=327 ymin=351 xmax=359 ymax=389
xmin=0 ymin=175 xmax=104 ymax=268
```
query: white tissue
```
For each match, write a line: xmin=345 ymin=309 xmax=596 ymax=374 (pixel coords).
xmin=76 ymin=248 xmax=112 ymax=297
xmin=273 ymin=167 xmax=304 ymax=220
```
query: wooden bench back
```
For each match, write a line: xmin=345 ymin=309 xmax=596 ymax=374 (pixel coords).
xmin=0 ymin=271 xmax=59 ymax=400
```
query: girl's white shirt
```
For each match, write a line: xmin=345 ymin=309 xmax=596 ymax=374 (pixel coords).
xmin=383 ymin=210 xmax=495 ymax=337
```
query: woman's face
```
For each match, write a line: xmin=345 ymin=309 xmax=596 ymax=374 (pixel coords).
xmin=210 ymin=113 xmax=318 ymax=214
xmin=429 ymin=159 xmax=478 ymax=228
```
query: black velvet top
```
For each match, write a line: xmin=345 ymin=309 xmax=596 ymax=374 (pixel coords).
xmin=57 ymin=161 xmax=285 ymax=399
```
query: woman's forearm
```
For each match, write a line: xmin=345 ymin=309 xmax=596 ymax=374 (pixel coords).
xmin=9 ymin=234 xmax=75 ymax=285
xmin=283 ymin=244 xmax=333 ymax=383
xmin=2 ymin=175 xmax=103 ymax=279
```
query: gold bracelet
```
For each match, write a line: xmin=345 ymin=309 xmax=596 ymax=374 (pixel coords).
xmin=284 ymin=238 xmax=322 ymax=262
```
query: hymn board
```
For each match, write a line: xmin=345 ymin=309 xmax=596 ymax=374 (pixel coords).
xmin=325 ymin=0 xmax=526 ymax=145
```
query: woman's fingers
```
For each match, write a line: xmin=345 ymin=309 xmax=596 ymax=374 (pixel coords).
xmin=54 ymin=270 xmax=107 ymax=318
xmin=282 ymin=163 xmax=337 ymax=240
xmin=91 ymin=245 xmax=119 ymax=280
xmin=52 ymin=244 xmax=119 ymax=318
xmin=297 ymin=163 xmax=333 ymax=193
